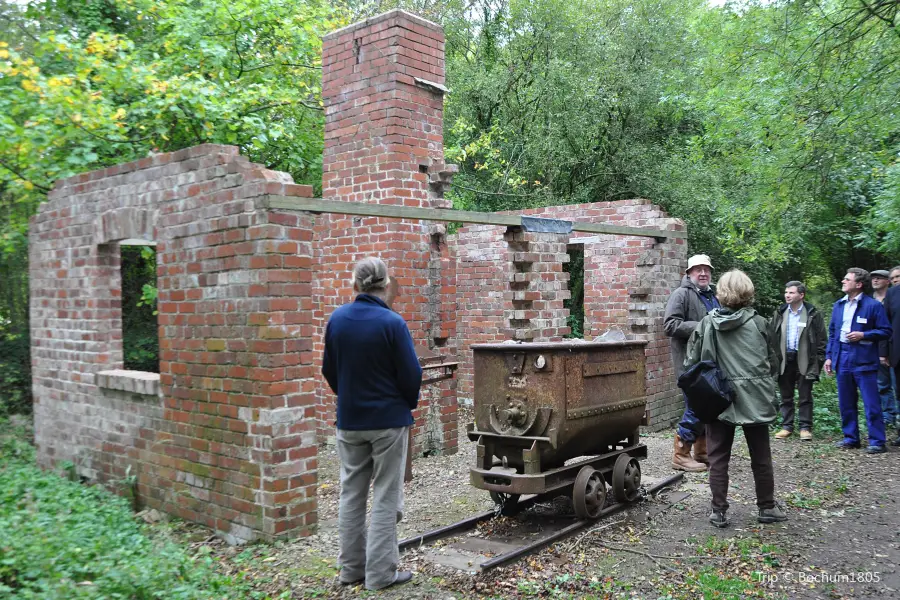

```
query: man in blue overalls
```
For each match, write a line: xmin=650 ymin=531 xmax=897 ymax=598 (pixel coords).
xmin=824 ymin=268 xmax=893 ymax=454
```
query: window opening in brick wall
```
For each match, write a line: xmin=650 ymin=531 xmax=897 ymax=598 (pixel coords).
xmin=565 ymin=243 xmax=585 ymax=338
xmin=120 ymin=243 xmax=159 ymax=373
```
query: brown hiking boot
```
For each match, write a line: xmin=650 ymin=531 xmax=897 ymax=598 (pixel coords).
xmin=774 ymin=429 xmax=792 ymax=439
xmin=672 ymin=433 xmax=707 ymax=472
xmin=693 ymin=435 xmax=709 ymax=464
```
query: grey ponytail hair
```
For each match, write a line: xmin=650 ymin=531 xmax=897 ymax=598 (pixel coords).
xmin=351 ymin=256 xmax=390 ymax=293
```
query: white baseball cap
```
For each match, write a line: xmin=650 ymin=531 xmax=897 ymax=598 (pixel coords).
xmin=686 ymin=254 xmax=713 ymax=273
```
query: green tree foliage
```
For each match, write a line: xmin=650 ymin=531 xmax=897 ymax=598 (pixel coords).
xmin=0 ymin=318 xmax=30 ymax=418
xmin=689 ymin=0 xmax=900 ymax=281
xmin=121 ymin=245 xmax=158 ymax=372
xmin=0 ymin=0 xmax=344 ymax=201
xmin=431 ymin=0 xmax=898 ymax=311
xmin=564 ymin=245 xmax=584 ymax=338
xmin=0 ymin=0 xmax=348 ymax=411
xmin=434 ymin=0 xmax=796 ymax=309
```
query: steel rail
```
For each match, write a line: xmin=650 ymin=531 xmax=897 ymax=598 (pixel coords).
xmin=399 ymin=472 xmax=684 ymax=570
xmin=398 ymin=494 xmax=544 ymax=551
xmin=478 ymin=472 xmax=684 ymax=571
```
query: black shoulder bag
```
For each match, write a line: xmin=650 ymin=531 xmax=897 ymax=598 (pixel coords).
xmin=677 ymin=323 xmax=735 ymax=424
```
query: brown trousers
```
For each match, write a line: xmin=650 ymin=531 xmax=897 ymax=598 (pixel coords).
xmin=706 ymin=421 xmax=776 ymax=512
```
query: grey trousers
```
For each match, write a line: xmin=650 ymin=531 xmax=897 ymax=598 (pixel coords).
xmin=336 ymin=426 xmax=408 ymax=590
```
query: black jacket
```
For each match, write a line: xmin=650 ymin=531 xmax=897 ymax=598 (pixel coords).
xmin=885 ymin=286 xmax=900 ymax=368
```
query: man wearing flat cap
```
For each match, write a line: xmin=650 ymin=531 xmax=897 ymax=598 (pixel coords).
xmin=871 ymin=269 xmax=898 ymax=430
xmin=665 ymin=254 xmax=720 ymax=471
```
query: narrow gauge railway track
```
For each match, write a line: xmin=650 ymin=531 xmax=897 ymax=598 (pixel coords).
xmin=399 ymin=472 xmax=684 ymax=572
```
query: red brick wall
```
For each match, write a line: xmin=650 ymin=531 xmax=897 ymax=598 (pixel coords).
xmin=30 ymin=144 xmax=320 ymax=542
xmin=314 ymin=10 xmax=458 ymax=456
xmin=452 ymin=201 xmax=686 ymax=429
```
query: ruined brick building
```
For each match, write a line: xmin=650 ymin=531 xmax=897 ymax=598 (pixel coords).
xmin=29 ymin=10 xmax=687 ymax=543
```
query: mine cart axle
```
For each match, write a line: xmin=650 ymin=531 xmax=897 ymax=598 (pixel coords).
xmin=471 ymin=443 xmax=647 ymax=498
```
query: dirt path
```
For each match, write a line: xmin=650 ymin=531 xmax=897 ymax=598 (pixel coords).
xmin=184 ymin=412 xmax=900 ymax=599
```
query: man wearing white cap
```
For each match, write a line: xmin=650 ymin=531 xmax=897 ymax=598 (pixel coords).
xmin=665 ymin=254 xmax=720 ymax=471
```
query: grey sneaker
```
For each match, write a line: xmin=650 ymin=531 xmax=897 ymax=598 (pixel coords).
xmin=758 ymin=505 xmax=788 ymax=523
xmin=709 ymin=509 xmax=729 ymax=528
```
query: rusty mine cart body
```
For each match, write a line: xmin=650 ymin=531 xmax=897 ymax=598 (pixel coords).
xmin=467 ymin=340 xmax=648 ymax=519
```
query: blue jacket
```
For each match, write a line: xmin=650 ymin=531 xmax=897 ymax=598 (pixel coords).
xmin=826 ymin=293 xmax=892 ymax=372
xmin=322 ymin=294 xmax=422 ymax=430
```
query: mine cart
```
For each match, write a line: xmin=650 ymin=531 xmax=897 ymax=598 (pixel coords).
xmin=467 ymin=341 xmax=648 ymax=519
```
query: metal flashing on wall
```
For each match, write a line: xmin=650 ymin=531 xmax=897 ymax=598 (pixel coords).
xmin=520 ymin=216 xmax=573 ymax=234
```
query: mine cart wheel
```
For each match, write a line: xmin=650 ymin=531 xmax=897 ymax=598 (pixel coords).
xmin=612 ymin=454 xmax=642 ymax=503
xmin=573 ymin=466 xmax=607 ymax=520
xmin=490 ymin=491 xmax=521 ymax=516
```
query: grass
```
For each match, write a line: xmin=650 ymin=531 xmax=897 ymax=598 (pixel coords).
xmin=694 ymin=534 xmax=782 ymax=567
xmin=645 ymin=536 xmax=787 ymax=600
xmin=0 ymin=416 xmax=257 ymax=599
xmin=512 ymin=573 xmax=633 ymax=600
xmin=810 ymin=377 xmax=846 ymax=436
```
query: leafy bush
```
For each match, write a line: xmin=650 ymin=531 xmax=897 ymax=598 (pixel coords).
xmin=564 ymin=246 xmax=584 ymax=338
xmin=0 ymin=418 xmax=249 ymax=599
xmin=812 ymin=377 xmax=853 ymax=437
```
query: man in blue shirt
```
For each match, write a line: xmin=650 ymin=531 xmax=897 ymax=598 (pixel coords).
xmin=824 ymin=268 xmax=893 ymax=454
xmin=771 ymin=281 xmax=827 ymax=441
xmin=322 ymin=257 xmax=422 ymax=590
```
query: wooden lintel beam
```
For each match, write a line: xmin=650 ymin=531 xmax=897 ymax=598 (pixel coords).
xmin=265 ymin=195 xmax=686 ymax=241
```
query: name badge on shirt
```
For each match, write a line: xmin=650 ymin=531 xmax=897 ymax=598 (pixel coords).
xmin=856 ymin=316 xmax=867 ymax=324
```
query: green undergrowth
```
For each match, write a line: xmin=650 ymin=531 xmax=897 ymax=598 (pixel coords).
xmin=810 ymin=378 xmax=846 ymax=437
xmin=0 ymin=417 xmax=253 ymax=599
xmin=773 ymin=377 xmax=861 ymax=438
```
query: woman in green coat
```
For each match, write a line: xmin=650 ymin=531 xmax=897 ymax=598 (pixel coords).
xmin=684 ymin=269 xmax=788 ymax=528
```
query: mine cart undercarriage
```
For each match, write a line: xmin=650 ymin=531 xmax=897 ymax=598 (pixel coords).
xmin=467 ymin=426 xmax=646 ymax=519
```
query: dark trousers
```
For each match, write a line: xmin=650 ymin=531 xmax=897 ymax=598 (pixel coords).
xmin=895 ymin=364 xmax=900 ymax=435
xmin=876 ymin=363 xmax=897 ymax=427
xmin=706 ymin=421 xmax=776 ymax=512
xmin=777 ymin=355 xmax=814 ymax=431
xmin=677 ymin=391 xmax=704 ymax=443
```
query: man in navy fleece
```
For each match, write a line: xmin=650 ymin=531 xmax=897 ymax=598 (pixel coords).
xmin=322 ymin=257 xmax=422 ymax=591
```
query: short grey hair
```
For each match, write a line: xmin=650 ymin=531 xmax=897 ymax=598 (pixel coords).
xmin=351 ymin=256 xmax=390 ymax=293
xmin=846 ymin=267 xmax=869 ymax=287
xmin=785 ymin=281 xmax=806 ymax=295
